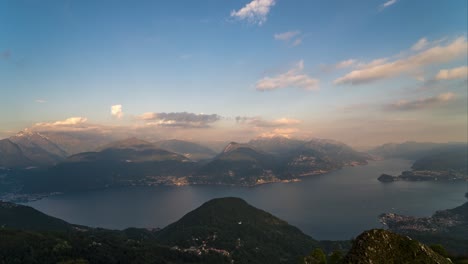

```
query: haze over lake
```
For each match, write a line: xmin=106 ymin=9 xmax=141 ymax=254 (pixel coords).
xmin=26 ymin=159 xmax=467 ymax=240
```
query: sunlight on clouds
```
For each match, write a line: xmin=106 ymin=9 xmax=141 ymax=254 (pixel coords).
xmin=411 ymin=37 xmax=428 ymax=51
xmin=256 ymin=60 xmax=319 ymax=91
xmin=35 ymin=117 xmax=88 ymax=127
xmin=111 ymin=104 xmax=123 ymax=119
xmin=334 ymin=37 xmax=468 ymax=85
xmin=435 ymin=66 xmax=468 ymax=80
xmin=230 ymin=0 xmax=275 ymax=25
xmin=384 ymin=93 xmax=456 ymax=111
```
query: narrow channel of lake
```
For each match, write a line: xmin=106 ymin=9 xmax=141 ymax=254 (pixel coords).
xmin=26 ymin=159 xmax=468 ymax=240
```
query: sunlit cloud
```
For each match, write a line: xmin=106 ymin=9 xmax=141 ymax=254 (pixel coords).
xmin=34 ymin=117 xmax=89 ymax=129
xmin=336 ymin=59 xmax=357 ymax=69
xmin=259 ymin=128 xmax=299 ymax=138
xmin=111 ymin=104 xmax=123 ymax=119
xmin=411 ymin=37 xmax=428 ymax=51
xmin=230 ymin=0 xmax=275 ymax=25
xmin=256 ymin=60 xmax=319 ymax=91
xmin=334 ymin=37 xmax=468 ymax=85
xmin=435 ymin=66 xmax=468 ymax=80
xmin=236 ymin=116 xmax=301 ymax=127
xmin=137 ymin=112 xmax=221 ymax=128
xmin=383 ymin=92 xmax=456 ymax=111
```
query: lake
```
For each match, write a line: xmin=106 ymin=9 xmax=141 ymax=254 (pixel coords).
xmin=26 ymin=159 xmax=468 ymax=240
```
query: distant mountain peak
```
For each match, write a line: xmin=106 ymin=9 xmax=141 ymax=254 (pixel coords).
xmin=97 ymin=137 xmax=153 ymax=151
xmin=222 ymin=142 xmax=253 ymax=153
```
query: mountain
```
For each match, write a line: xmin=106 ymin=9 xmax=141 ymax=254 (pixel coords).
xmin=21 ymin=142 xmax=196 ymax=193
xmin=35 ymin=130 xmax=117 ymax=155
xmin=192 ymin=142 xmax=280 ymax=185
xmin=0 ymin=139 xmax=31 ymax=168
xmin=0 ymin=200 xmax=73 ymax=232
xmin=249 ymin=136 xmax=306 ymax=156
xmin=153 ymin=139 xmax=217 ymax=161
xmin=156 ymin=197 xmax=319 ymax=264
xmin=0 ymin=131 xmax=68 ymax=168
xmin=343 ymin=229 xmax=451 ymax=264
xmin=411 ymin=145 xmax=467 ymax=174
xmin=96 ymin=137 xmax=156 ymax=151
xmin=370 ymin=141 xmax=466 ymax=160
xmin=380 ymin=201 xmax=468 ymax=255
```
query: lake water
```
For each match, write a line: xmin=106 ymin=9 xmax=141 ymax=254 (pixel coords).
xmin=26 ymin=159 xmax=468 ymax=240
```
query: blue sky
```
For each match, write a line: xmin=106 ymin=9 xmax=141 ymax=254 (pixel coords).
xmin=1 ymin=0 xmax=467 ymax=146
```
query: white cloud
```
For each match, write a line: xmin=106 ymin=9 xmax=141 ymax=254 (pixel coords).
xmin=256 ymin=60 xmax=319 ymax=91
xmin=384 ymin=92 xmax=455 ymax=111
xmin=230 ymin=0 xmax=275 ymax=25
xmin=336 ymin=59 xmax=357 ymax=69
xmin=435 ymin=66 xmax=468 ymax=80
xmin=111 ymin=104 xmax=123 ymax=119
xmin=334 ymin=37 xmax=468 ymax=85
xmin=292 ymin=38 xmax=303 ymax=47
xmin=412 ymin=37 xmax=428 ymax=51
xmin=274 ymin=31 xmax=300 ymax=41
xmin=380 ymin=0 xmax=397 ymax=10
xmin=35 ymin=117 xmax=88 ymax=127
xmin=35 ymin=99 xmax=47 ymax=103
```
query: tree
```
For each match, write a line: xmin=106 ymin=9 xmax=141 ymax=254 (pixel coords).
xmin=328 ymin=250 xmax=344 ymax=264
xmin=301 ymin=248 xmax=327 ymax=264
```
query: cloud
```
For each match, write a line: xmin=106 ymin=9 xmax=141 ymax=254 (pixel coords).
xmin=384 ymin=92 xmax=456 ymax=111
xmin=274 ymin=31 xmax=300 ymax=41
xmin=35 ymin=99 xmax=47 ymax=103
xmin=336 ymin=59 xmax=357 ymax=69
xmin=334 ymin=37 xmax=468 ymax=85
xmin=256 ymin=60 xmax=319 ymax=91
xmin=0 ymin=50 xmax=11 ymax=60
xmin=137 ymin=112 xmax=221 ymax=128
xmin=34 ymin=117 xmax=88 ymax=127
xmin=111 ymin=104 xmax=123 ymax=119
xmin=435 ymin=66 xmax=468 ymax=80
xmin=412 ymin=37 xmax=428 ymax=51
xmin=380 ymin=0 xmax=397 ymax=10
xmin=230 ymin=0 xmax=275 ymax=25
xmin=236 ymin=116 xmax=301 ymax=127
xmin=259 ymin=128 xmax=299 ymax=138
xmin=274 ymin=30 xmax=303 ymax=46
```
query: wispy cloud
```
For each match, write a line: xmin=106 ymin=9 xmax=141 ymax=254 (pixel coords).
xmin=34 ymin=117 xmax=88 ymax=127
xmin=35 ymin=99 xmax=47 ymax=103
xmin=111 ymin=104 xmax=123 ymax=119
xmin=384 ymin=92 xmax=456 ymax=111
xmin=435 ymin=66 xmax=468 ymax=80
xmin=259 ymin=128 xmax=299 ymax=138
xmin=336 ymin=59 xmax=357 ymax=69
xmin=256 ymin=60 xmax=319 ymax=91
xmin=380 ymin=0 xmax=398 ymax=10
xmin=236 ymin=116 xmax=301 ymax=127
xmin=137 ymin=112 xmax=221 ymax=128
xmin=334 ymin=37 xmax=467 ymax=85
xmin=230 ymin=0 xmax=275 ymax=25
xmin=411 ymin=37 xmax=428 ymax=51
xmin=274 ymin=30 xmax=303 ymax=46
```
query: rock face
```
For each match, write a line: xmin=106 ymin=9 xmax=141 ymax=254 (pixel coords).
xmin=343 ymin=229 xmax=451 ymax=264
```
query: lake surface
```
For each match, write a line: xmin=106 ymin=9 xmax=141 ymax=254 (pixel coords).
xmin=26 ymin=159 xmax=468 ymax=240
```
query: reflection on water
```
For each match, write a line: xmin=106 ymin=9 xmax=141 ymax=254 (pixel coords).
xmin=26 ymin=159 xmax=467 ymax=240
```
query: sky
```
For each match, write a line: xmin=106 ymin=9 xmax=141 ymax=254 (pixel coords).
xmin=1 ymin=0 xmax=467 ymax=147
